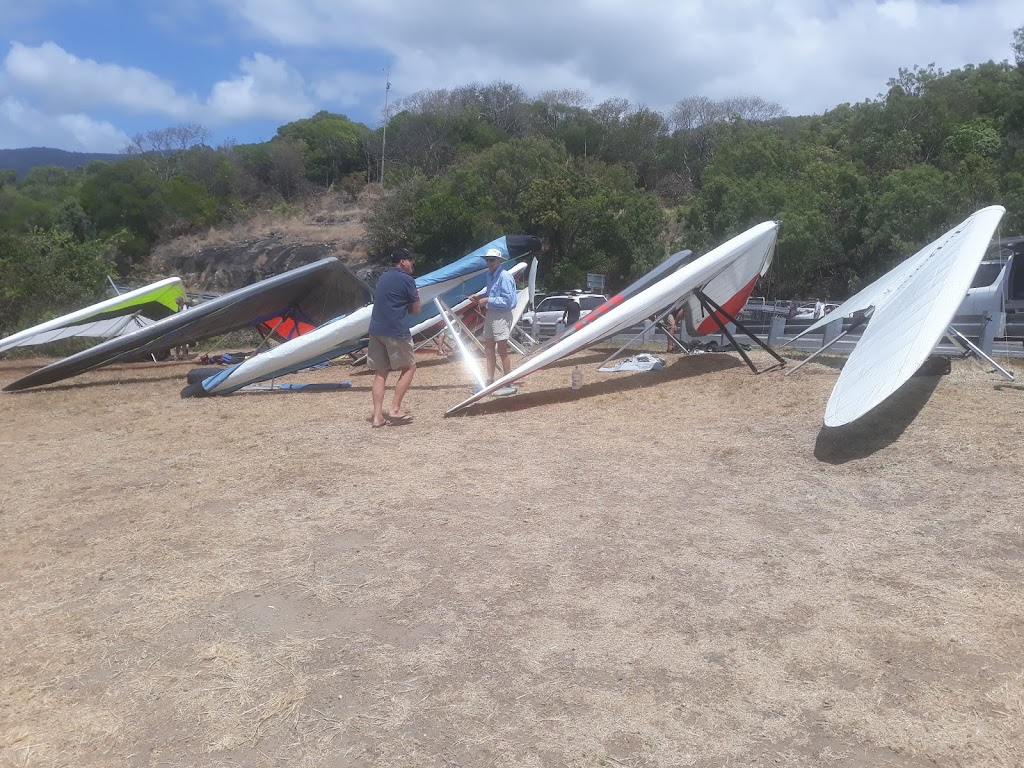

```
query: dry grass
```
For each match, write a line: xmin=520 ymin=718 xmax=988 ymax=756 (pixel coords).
xmin=2 ymin=346 xmax=1023 ymax=767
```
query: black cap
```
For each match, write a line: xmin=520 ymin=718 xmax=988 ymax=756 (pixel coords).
xmin=390 ymin=248 xmax=415 ymax=265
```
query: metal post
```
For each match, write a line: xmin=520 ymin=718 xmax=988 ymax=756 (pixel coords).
xmin=768 ymin=313 xmax=786 ymax=346
xmin=380 ymin=67 xmax=390 ymax=190
xmin=979 ymin=311 xmax=996 ymax=356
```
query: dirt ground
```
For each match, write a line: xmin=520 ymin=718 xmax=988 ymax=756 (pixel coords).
xmin=1 ymin=346 xmax=1023 ymax=768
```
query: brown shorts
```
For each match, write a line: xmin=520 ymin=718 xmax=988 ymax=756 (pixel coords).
xmin=367 ymin=334 xmax=416 ymax=371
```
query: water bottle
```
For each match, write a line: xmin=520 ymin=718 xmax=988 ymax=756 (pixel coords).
xmin=571 ymin=366 xmax=582 ymax=390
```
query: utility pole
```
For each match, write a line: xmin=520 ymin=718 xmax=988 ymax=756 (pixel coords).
xmin=380 ymin=66 xmax=391 ymax=191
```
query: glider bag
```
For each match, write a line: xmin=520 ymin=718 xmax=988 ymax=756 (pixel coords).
xmin=180 ymin=367 xmax=224 ymax=398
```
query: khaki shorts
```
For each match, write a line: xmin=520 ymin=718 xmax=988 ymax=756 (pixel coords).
xmin=367 ymin=334 xmax=416 ymax=371
xmin=483 ymin=310 xmax=513 ymax=341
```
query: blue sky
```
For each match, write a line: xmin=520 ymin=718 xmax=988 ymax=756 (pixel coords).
xmin=0 ymin=0 xmax=1020 ymax=152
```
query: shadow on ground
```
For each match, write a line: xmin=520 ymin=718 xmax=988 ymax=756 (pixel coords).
xmin=813 ymin=374 xmax=942 ymax=463
xmin=449 ymin=353 xmax=743 ymax=417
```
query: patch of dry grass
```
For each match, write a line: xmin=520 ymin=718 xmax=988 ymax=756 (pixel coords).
xmin=1 ymin=347 xmax=1023 ymax=767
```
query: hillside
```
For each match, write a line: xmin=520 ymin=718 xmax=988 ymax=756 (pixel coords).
xmin=0 ymin=146 xmax=124 ymax=177
xmin=149 ymin=191 xmax=377 ymax=293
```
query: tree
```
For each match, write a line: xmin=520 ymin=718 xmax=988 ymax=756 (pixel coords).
xmin=276 ymin=111 xmax=370 ymax=188
xmin=0 ymin=229 xmax=117 ymax=336
xmin=79 ymin=159 xmax=166 ymax=273
xmin=123 ymin=123 xmax=212 ymax=181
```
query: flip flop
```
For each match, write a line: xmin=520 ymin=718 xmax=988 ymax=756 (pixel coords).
xmin=389 ymin=413 xmax=414 ymax=424
xmin=371 ymin=419 xmax=392 ymax=428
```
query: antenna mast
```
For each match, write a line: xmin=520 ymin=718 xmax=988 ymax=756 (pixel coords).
xmin=380 ymin=66 xmax=391 ymax=191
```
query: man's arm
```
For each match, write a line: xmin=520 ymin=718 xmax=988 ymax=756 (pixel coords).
xmin=405 ymin=276 xmax=421 ymax=315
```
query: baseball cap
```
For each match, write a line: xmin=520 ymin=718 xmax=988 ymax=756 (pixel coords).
xmin=484 ymin=247 xmax=506 ymax=261
xmin=390 ymin=249 xmax=415 ymax=264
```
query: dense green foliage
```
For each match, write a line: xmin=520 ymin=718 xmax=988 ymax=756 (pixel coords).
xmin=1 ymin=27 xmax=1023 ymax=335
xmin=0 ymin=229 xmax=118 ymax=337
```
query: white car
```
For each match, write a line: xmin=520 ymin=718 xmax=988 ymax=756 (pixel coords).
xmin=520 ymin=293 xmax=608 ymax=329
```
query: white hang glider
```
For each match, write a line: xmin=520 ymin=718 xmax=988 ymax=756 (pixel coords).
xmin=785 ymin=204 xmax=1010 ymax=427
xmin=0 ymin=277 xmax=184 ymax=354
xmin=183 ymin=236 xmax=541 ymax=397
xmin=446 ymin=221 xmax=781 ymax=415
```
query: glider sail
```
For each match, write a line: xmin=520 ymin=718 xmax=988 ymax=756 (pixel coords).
xmin=446 ymin=222 xmax=780 ymax=415
xmin=0 ymin=277 xmax=184 ymax=354
xmin=184 ymin=236 xmax=542 ymax=397
xmin=789 ymin=205 xmax=1006 ymax=427
xmin=4 ymin=258 xmax=369 ymax=392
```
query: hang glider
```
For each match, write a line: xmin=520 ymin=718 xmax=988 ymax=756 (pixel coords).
xmin=0 ymin=277 xmax=185 ymax=354
xmin=3 ymin=258 xmax=369 ymax=392
xmin=181 ymin=235 xmax=542 ymax=397
xmin=785 ymin=205 xmax=1009 ymax=427
xmin=446 ymin=222 xmax=780 ymax=415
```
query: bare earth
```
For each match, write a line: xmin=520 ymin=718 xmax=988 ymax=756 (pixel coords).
xmin=1 ymin=347 xmax=1023 ymax=768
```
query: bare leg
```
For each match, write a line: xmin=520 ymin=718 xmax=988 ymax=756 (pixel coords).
xmin=389 ymin=365 xmax=416 ymax=418
xmin=496 ymin=340 xmax=511 ymax=376
xmin=372 ymin=370 xmax=390 ymax=426
xmin=484 ymin=339 xmax=497 ymax=383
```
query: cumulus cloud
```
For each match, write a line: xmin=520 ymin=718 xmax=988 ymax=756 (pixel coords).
xmin=224 ymin=0 xmax=1022 ymax=116
xmin=0 ymin=42 xmax=319 ymax=149
xmin=3 ymin=41 xmax=198 ymax=117
xmin=206 ymin=53 xmax=314 ymax=122
xmin=0 ymin=96 xmax=129 ymax=151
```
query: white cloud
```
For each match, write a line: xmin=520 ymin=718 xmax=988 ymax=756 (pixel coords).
xmin=0 ymin=42 xmax=320 ymax=148
xmin=0 ymin=96 xmax=128 ymax=151
xmin=3 ymin=41 xmax=198 ymax=117
xmin=314 ymin=70 xmax=384 ymax=109
xmin=224 ymin=0 xmax=1023 ymax=116
xmin=206 ymin=53 xmax=314 ymax=122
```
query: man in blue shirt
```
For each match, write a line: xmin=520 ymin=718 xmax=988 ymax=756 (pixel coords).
xmin=367 ymin=249 xmax=421 ymax=427
xmin=475 ymin=247 xmax=518 ymax=385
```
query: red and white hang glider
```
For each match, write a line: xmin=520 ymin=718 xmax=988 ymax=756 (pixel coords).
xmin=446 ymin=221 xmax=781 ymax=415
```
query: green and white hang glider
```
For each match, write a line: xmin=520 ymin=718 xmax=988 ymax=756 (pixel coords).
xmin=0 ymin=277 xmax=185 ymax=354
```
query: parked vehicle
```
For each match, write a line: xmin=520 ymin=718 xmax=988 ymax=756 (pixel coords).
xmin=957 ymin=235 xmax=1024 ymax=339
xmin=520 ymin=292 xmax=608 ymax=328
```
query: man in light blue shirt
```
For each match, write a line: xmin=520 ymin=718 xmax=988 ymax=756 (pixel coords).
xmin=475 ymin=247 xmax=518 ymax=384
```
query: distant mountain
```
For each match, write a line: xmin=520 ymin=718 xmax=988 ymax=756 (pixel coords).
xmin=0 ymin=147 xmax=125 ymax=178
